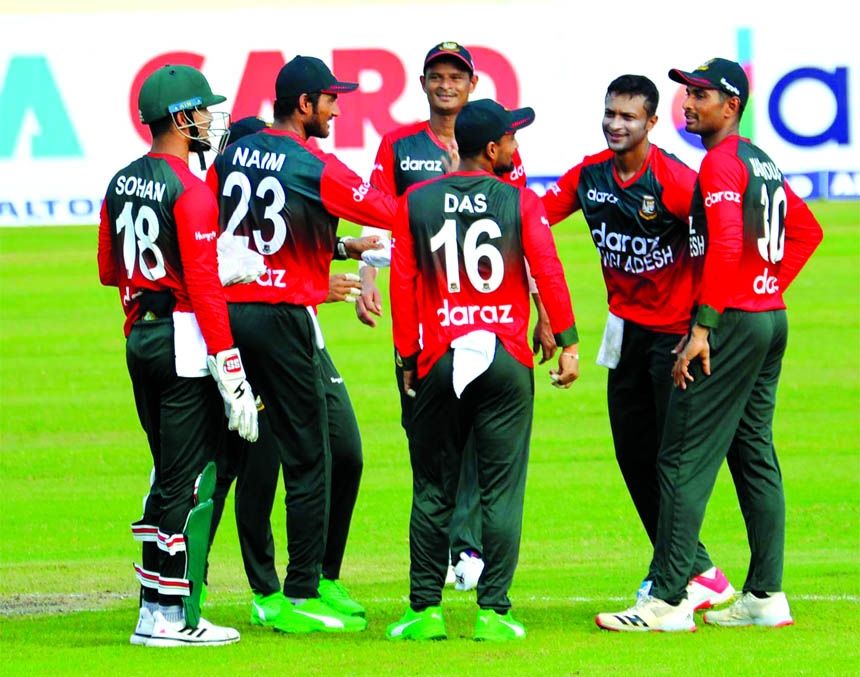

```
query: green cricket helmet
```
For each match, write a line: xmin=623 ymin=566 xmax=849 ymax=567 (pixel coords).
xmin=138 ymin=64 xmax=230 ymax=160
xmin=138 ymin=64 xmax=226 ymax=124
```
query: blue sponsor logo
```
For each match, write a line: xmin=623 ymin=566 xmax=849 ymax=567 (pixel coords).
xmin=0 ymin=197 xmax=103 ymax=226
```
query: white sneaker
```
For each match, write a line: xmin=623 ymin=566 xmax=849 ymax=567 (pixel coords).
xmin=445 ymin=563 xmax=456 ymax=586
xmin=146 ymin=611 xmax=241 ymax=647
xmin=686 ymin=567 xmax=736 ymax=611
xmin=596 ymin=595 xmax=697 ymax=632
xmin=130 ymin=606 xmax=154 ymax=645
xmin=703 ymin=591 xmax=794 ymax=627
xmin=454 ymin=551 xmax=484 ymax=591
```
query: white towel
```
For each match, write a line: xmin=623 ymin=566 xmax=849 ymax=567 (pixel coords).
xmin=596 ymin=311 xmax=624 ymax=369
xmin=172 ymin=311 xmax=209 ymax=377
xmin=451 ymin=330 xmax=496 ymax=398
xmin=360 ymin=237 xmax=392 ymax=268
xmin=306 ymin=306 xmax=325 ymax=350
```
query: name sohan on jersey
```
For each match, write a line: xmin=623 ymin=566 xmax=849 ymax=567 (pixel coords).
xmin=114 ymin=175 xmax=166 ymax=202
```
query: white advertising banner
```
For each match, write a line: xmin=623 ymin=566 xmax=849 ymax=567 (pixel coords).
xmin=1 ymin=1 xmax=858 ymax=226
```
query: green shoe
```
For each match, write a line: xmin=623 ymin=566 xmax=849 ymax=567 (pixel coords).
xmin=319 ymin=577 xmax=366 ymax=618
xmin=474 ymin=609 xmax=526 ymax=641
xmin=386 ymin=606 xmax=447 ymax=641
xmin=251 ymin=591 xmax=286 ymax=627
xmin=273 ymin=597 xmax=367 ymax=634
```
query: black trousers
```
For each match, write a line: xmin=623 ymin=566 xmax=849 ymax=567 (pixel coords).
xmin=226 ymin=303 xmax=329 ymax=599
xmin=397 ymin=350 xmax=482 ymax=561
xmin=606 ymin=321 xmax=715 ymax=582
xmin=407 ymin=342 xmax=534 ymax=612
xmin=126 ymin=318 xmax=224 ymax=605
xmin=210 ymin=304 xmax=362 ymax=597
xmin=652 ymin=310 xmax=789 ymax=604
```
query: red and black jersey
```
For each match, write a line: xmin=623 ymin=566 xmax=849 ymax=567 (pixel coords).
xmin=207 ymin=128 xmax=397 ymax=307
xmin=371 ymin=120 xmax=526 ymax=197
xmin=98 ymin=153 xmax=233 ymax=352
xmin=541 ymin=145 xmax=701 ymax=334
xmin=391 ymin=170 xmax=577 ymax=377
xmin=693 ymin=135 xmax=823 ymax=318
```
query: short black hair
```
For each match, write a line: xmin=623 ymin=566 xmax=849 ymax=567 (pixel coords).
xmin=606 ymin=74 xmax=659 ymax=118
xmin=714 ymin=88 xmax=746 ymax=120
xmin=273 ymin=91 xmax=323 ymax=121
xmin=458 ymin=144 xmax=487 ymax=161
xmin=424 ymin=55 xmax=473 ymax=77
xmin=148 ymin=115 xmax=173 ymax=138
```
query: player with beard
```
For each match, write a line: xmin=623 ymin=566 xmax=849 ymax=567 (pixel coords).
xmin=206 ymin=115 xmax=379 ymax=626
xmin=386 ymin=99 xmax=580 ymax=641
xmin=99 ymin=64 xmax=258 ymax=647
xmin=541 ymin=74 xmax=734 ymax=611
xmin=206 ymin=56 xmax=396 ymax=634
xmin=596 ymin=58 xmax=822 ymax=632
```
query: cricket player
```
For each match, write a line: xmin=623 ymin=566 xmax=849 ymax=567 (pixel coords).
xmin=541 ymin=74 xmax=734 ymax=610
xmin=357 ymin=41 xmax=550 ymax=592
xmin=596 ymin=58 xmax=823 ymax=632
xmin=98 ymin=64 xmax=258 ymax=647
xmin=206 ymin=55 xmax=396 ymax=634
xmin=207 ymin=116 xmax=375 ymax=624
xmin=387 ymin=99 xmax=580 ymax=642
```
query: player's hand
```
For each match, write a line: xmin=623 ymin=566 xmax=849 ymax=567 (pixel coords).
xmin=403 ymin=368 xmax=418 ymax=398
xmin=207 ymin=348 xmax=259 ymax=442
xmin=344 ymin=235 xmax=384 ymax=260
xmin=549 ymin=346 xmax=580 ymax=389
xmin=326 ymin=273 xmax=362 ymax=303
xmin=672 ymin=325 xmax=711 ymax=388
xmin=217 ymin=234 xmax=267 ymax=286
xmin=355 ymin=267 xmax=383 ymax=327
xmin=442 ymin=139 xmax=460 ymax=173
xmin=532 ymin=316 xmax=557 ymax=365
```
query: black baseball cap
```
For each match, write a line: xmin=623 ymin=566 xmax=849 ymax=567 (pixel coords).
xmin=424 ymin=41 xmax=474 ymax=73
xmin=668 ymin=58 xmax=749 ymax=108
xmin=455 ymin=99 xmax=535 ymax=154
xmin=275 ymin=55 xmax=358 ymax=99
xmin=218 ymin=116 xmax=269 ymax=152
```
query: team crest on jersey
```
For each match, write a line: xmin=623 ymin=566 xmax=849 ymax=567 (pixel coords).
xmin=639 ymin=195 xmax=657 ymax=220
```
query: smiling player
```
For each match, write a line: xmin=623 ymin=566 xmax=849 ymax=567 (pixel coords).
xmin=542 ymin=74 xmax=735 ymax=611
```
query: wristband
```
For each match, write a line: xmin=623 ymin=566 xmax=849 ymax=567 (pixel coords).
xmin=334 ymin=236 xmax=354 ymax=260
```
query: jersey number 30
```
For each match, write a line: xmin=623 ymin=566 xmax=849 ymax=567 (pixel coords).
xmin=757 ymin=184 xmax=786 ymax=264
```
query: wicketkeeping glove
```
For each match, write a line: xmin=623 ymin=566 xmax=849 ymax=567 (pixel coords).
xmin=207 ymin=348 xmax=259 ymax=442
xmin=217 ymin=233 xmax=267 ymax=286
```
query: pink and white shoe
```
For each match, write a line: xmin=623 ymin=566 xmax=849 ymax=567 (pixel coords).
xmin=686 ymin=567 xmax=735 ymax=611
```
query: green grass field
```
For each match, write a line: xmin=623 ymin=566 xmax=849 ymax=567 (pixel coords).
xmin=1 ymin=202 xmax=858 ymax=675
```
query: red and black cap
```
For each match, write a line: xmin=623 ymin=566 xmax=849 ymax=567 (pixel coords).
xmin=455 ymin=99 xmax=535 ymax=154
xmin=669 ymin=57 xmax=749 ymax=108
xmin=275 ymin=55 xmax=358 ymax=99
xmin=424 ymin=41 xmax=475 ymax=73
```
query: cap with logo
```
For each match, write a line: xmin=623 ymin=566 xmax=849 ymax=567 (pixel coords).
xmin=138 ymin=64 xmax=227 ymax=124
xmin=455 ymin=99 xmax=535 ymax=154
xmin=424 ymin=41 xmax=475 ymax=73
xmin=668 ymin=57 xmax=749 ymax=108
xmin=275 ymin=55 xmax=359 ymax=99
